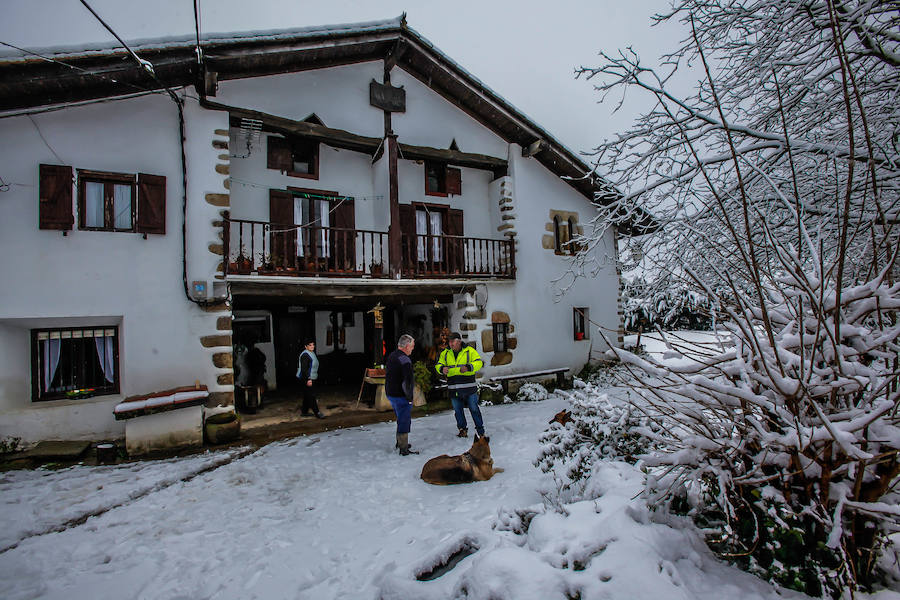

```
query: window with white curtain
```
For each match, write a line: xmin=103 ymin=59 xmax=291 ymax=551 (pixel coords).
xmin=294 ymin=196 xmax=331 ymax=258
xmin=415 ymin=207 xmax=443 ymax=262
xmin=79 ymin=174 xmax=134 ymax=231
xmin=32 ymin=327 xmax=120 ymax=402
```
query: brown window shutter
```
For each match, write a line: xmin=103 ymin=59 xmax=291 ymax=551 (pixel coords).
xmin=137 ymin=173 xmax=166 ymax=234
xmin=331 ymin=197 xmax=356 ymax=271
xmin=39 ymin=164 xmax=73 ymax=230
xmin=447 ymin=208 xmax=464 ymax=236
xmin=269 ymin=189 xmax=293 ymax=224
xmin=268 ymin=189 xmax=296 ymax=267
xmin=398 ymin=204 xmax=416 ymax=264
xmin=447 ymin=208 xmax=465 ymax=273
xmin=267 ymin=135 xmax=292 ymax=172
xmin=446 ymin=167 xmax=462 ymax=196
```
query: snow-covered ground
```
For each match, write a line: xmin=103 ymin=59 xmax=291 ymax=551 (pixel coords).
xmin=1 ymin=390 xmax=897 ymax=599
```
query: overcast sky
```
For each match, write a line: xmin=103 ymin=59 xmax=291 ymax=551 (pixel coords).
xmin=1 ymin=1 xmax=686 ymax=156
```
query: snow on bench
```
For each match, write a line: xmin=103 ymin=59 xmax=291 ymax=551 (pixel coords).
xmin=489 ymin=367 xmax=570 ymax=393
xmin=114 ymin=386 xmax=209 ymax=421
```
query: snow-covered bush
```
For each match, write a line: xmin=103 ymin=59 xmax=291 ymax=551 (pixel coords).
xmin=609 ymin=271 xmax=900 ymax=597
xmin=573 ymin=0 xmax=899 ymax=595
xmin=534 ymin=383 xmax=658 ymax=504
xmin=623 ymin=278 xmax=717 ymax=332
xmin=515 ymin=383 xmax=550 ymax=403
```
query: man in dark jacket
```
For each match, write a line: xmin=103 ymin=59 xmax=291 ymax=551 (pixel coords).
xmin=385 ymin=333 xmax=418 ymax=455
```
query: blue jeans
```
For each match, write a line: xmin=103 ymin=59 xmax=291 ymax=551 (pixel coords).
xmin=451 ymin=391 xmax=484 ymax=435
xmin=388 ymin=395 xmax=412 ymax=434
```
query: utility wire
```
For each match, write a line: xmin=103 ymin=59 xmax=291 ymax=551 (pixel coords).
xmin=0 ymin=40 xmax=159 ymax=97
xmin=78 ymin=0 xmax=156 ymax=77
xmin=193 ymin=0 xmax=203 ymax=64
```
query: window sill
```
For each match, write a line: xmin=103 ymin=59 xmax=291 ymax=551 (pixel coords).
xmin=284 ymin=170 xmax=319 ymax=180
xmin=31 ymin=393 xmax=122 ymax=408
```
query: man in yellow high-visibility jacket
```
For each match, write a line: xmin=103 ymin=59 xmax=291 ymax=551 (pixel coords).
xmin=436 ymin=332 xmax=485 ymax=438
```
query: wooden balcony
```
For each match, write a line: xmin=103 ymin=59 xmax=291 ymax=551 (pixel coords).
xmin=223 ymin=216 xmax=515 ymax=279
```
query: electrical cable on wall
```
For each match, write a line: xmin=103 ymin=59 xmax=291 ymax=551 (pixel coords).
xmin=28 ymin=115 xmax=66 ymax=166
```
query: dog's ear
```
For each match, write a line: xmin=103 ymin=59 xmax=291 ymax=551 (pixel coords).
xmin=473 ymin=433 xmax=480 ymax=441
xmin=483 ymin=436 xmax=490 ymax=444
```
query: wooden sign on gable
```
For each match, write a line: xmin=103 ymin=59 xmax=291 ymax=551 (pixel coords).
xmin=369 ymin=80 xmax=406 ymax=113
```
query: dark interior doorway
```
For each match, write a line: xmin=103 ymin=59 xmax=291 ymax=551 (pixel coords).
xmin=273 ymin=311 xmax=315 ymax=389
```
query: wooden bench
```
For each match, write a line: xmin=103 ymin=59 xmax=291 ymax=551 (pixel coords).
xmin=114 ymin=386 xmax=209 ymax=455
xmin=489 ymin=367 xmax=570 ymax=394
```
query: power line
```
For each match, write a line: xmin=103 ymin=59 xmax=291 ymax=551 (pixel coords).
xmin=193 ymin=0 xmax=203 ymax=65
xmin=0 ymin=40 xmax=159 ymax=97
xmin=78 ymin=0 xmax=155 ymax=77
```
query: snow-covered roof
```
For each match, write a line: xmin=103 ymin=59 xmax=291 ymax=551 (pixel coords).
xmin=0 ymin=17 xmax=406 ymax=61
xmin=0 ymin=16 xmax=653 ymax=229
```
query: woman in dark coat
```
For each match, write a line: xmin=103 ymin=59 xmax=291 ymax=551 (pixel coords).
xmin=297 ymin=339 xmax=325 ymax=419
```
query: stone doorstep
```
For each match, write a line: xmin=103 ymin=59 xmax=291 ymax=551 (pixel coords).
xmin=18 ymin=440 xmax=92 ymax=460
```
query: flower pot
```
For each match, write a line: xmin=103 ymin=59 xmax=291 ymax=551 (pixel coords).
xmin=205 ymin=412 xmax=241 ymax=445
xmin=413 ymin=385 xmax=427 ymax=407
xmin=366 ymin=367 xmax=385 ymax=378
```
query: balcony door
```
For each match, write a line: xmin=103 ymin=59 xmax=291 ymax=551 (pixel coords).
xmin=269 ymin=188 xmax=355 ymax=272
xmin=399 ymin=203 xmax=464 ymax=274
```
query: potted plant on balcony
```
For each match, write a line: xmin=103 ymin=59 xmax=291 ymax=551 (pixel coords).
xmin=369 ymin=260 xmax=384 ymax=276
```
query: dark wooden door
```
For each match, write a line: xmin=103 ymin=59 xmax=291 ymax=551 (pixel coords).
xmin=273 ymin=312 xmax=315 ymax=388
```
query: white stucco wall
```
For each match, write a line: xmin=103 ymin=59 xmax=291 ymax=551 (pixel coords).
xmin=467 ymin=144 xmax=621 ymax=379
xmin=0 ymin=92 xmax=227 ymax=444
xmin=216 ymin=61 xmax=619 ymax=381
xmin=390 ymin=68 xmax=508 ymax=157
xmin=215 ymin=63 xmax=386 ymax=139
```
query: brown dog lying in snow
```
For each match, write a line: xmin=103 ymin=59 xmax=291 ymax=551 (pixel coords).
xmin=420 ymin=435 xmax=504 ymax=485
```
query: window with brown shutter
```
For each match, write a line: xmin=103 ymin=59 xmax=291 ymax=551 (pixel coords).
xmin=268 ymin=189 xmax=296 ymax=268
xmin=267 ymin=134 xmax=319 ymax=180
xmin=77 ymin=170 xmax=136 ymax=232
xmin=424 ymin=161 xmax=447 ymax=196
xmin=137 ymin=173 xmax=166 ymax=235
xmin=398 ymin=204 xmax=416 ymax=265
xmin=446 ymin=167 xmax=462 ymax=196
xmin=447 ymin=208 xmax=465 ymax=273
xmin=39 ymin=164 xmax=74 ymax=231
xmin=331 ymin=197 xmax=356 ymax=271
xmin=267 ymin=135 xmax=292 ymax=172
xmin=425 ymin=162 xmax=462 ymax=196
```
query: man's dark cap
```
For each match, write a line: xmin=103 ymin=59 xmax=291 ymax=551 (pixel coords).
xmin=448 ymin=332 xmax=462 ymax=341
xmin=304 ymin=337 xmax=316 ymax=345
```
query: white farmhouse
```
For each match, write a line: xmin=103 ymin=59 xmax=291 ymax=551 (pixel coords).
xmin=0 ymin=17 xmax=646 ymax=446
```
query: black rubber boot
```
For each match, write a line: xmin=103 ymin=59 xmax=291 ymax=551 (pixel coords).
xmin=397 ymin=433 xmax=419 ymax=455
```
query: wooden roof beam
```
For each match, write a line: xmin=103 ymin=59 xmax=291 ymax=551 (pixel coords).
xmin=203 ymin=99 xmax=507 ymax=173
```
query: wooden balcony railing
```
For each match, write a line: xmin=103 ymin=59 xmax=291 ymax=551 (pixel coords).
xmin=400 ymin=234 xmax=515 ymax=278
xmin=223 ymin=214 xmax=515 ymax=279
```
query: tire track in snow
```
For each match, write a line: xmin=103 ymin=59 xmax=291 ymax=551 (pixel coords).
xmin=0 ymin=445 xmax=259 ymax=555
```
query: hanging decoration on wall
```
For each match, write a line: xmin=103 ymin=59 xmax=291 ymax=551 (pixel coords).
xmin=368 ymin=302 xmax=385 ymax=329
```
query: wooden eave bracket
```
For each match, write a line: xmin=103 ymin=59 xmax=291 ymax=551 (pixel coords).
xmin=206 ymin=99 xmax=506 ymax=172
xmin=522 ymin=139 xmax=545 ymax=157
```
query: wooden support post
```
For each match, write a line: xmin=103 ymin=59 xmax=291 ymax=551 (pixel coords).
xmin=388 ymin=133 xmax=401 ymax=277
